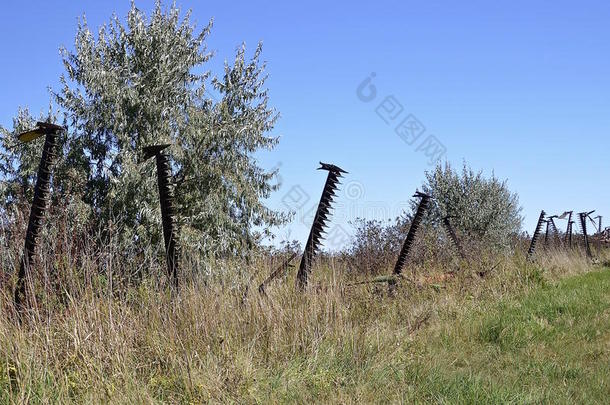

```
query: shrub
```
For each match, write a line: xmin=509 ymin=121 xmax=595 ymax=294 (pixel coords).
xmin=419 ymin=161 xmax=522 ymax=252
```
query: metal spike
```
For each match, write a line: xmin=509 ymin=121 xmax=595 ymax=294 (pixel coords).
xmin=296 ymin=162 xmax=347 ymax=289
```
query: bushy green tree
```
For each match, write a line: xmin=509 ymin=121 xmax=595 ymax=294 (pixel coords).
xmin=1 ymin=1 xmax=286 ymax=258
xmin=420 ymin=162 xmax=522 ymax=250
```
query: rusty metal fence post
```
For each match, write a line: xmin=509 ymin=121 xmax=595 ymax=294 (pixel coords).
xmin=14 ymin=122 xmax=63 ymax=312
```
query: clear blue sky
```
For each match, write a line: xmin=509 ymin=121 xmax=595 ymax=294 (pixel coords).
xmin=1 ymin=1 xmax=609 ymax=249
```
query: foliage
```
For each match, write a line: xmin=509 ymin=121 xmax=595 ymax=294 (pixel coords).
xmin=0 ymin=211 xmax=606 ymax=402
xmin=343 ymin=162 xmax=522 ymax=274
xmin=0 ymin=1 xmax=286 ymax=259
xmin=343 ymin=217 xmax=408 ymax=274
xmin=419 ymin=161 xmax=523 ymax=251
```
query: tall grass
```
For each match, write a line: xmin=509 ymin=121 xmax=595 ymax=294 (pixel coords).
xmin=0 ymin=208 xmax=607 ymax=402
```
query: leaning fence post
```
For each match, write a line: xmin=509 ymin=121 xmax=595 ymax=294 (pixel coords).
xmin=14 ymin=122 xmax=64 ymax=312
xmin=142 ymin=144 xmax=180 ymax=287
xmin=527 ymin=210 xmax=546 ymax=260
xmin=393 ymin=191 xmax=431 ymax=275
xmin=296 ymin=162 xmax=347 ymax=290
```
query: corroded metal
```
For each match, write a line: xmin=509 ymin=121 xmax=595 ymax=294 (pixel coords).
xmin=143 ymin=144 xmax=180 ymax=287
xmin=561 ymin=211 xmax=573 ymax=245
xmin=567 ymin=220 xmax=574 ymax=248
xmin=578 ymin=211 xmax=594 ymax=258
xmin=527 ymin=210 xmax=546 ymax=260
xmin=442 ymin=216 xmax=466 ymax=260
xmin=547 ymin=215 xmax=561 ymax=247
xmin=14 ymin=122 xmax=63 ymax=311
xmin=593 ymin=215 xmax=602 ymax=235
xmin=393 ymin=191 xmax=431 ymax=275
xmin=258 ymin=252 xmax=298 ymax=295
xmin=296 ymin=162 xmax=347 ymax=289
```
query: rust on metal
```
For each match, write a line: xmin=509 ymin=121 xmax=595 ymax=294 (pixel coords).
xmin=393 ymin=191 xmax=431 ymax=275
xmin=258 ymin=252 xmax=298 ymax=295
xmin=143 ymin=144 xmax=180 ymax=287
xmin=578 ymin=210 xmax=594 ymax=258
xmin=442 ymin=215 xmax=466 ymax=260
xmin=559 ymin=211 xmax=573 ymax=246
xmin=14 ymin=122 xmax=64 ymax=311
xmin=527 ymin=210 xmax=546 ymax=260
xmin=296 ymin=162 xmax=347 ymax=289
xmin=592 ymin=215 xmax=602 ymax=235
xmin=567 ymin=220 xmax=574 ymax=248
xmin=547 ymin=215 xmax=561 ymax=247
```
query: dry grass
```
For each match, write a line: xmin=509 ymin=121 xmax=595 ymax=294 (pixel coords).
xmin=0 ymin=239 xmax=607 ymax=403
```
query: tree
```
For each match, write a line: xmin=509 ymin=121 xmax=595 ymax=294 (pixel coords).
xmin=419 ymin=162 xmax=522 ymax=250
xmin=1 ymin=1 xmax=287 ymax=259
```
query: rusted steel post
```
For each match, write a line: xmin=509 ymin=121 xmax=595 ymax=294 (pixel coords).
xmin=527 ymin=210 xmax=546 ymax=260
xmin=442 ymin=216 xmax=466 ymax=260
xmin=258 ymin=252 xmax=298 ymax=295
xmin=296 ymin=162 xmax=347 ymax=289
xmin=567 ymin=221 xmax=574 ymax=248
xmin=14 ymin=122 xmax=63 ymax=312
xmin=578 ymin=211 xmax=593 ymax=258
xmin=143 ymin=145 xmax=180 ymax=287
xmin=544 ymin=219 xmax=550 ymax=248
xmin=393 ymin=191 xmax=431 ymax=275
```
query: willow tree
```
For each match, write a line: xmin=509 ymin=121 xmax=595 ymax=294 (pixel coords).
xmin=0 ymin=2 xmax=284 ymax=262
xmin=35 ymin=1 xmax=286 ymax=257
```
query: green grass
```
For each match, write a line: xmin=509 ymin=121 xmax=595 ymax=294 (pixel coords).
xmin=249 ymin=267 xmax=610 ymax=403
xmin=421 ymin=267 xmax=610 ymax=404
xmin=2 ymin=257 xmax=608 ymax=403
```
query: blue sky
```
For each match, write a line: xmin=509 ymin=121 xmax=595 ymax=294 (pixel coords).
xmin=1 ymin=1 xmax=609 ymax=249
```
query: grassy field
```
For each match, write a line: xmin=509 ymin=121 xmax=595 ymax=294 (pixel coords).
xmin=401 ymin=266 xmax=610 ymax=403
xmin=0 ymin=252 xmax=608 ymax=403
